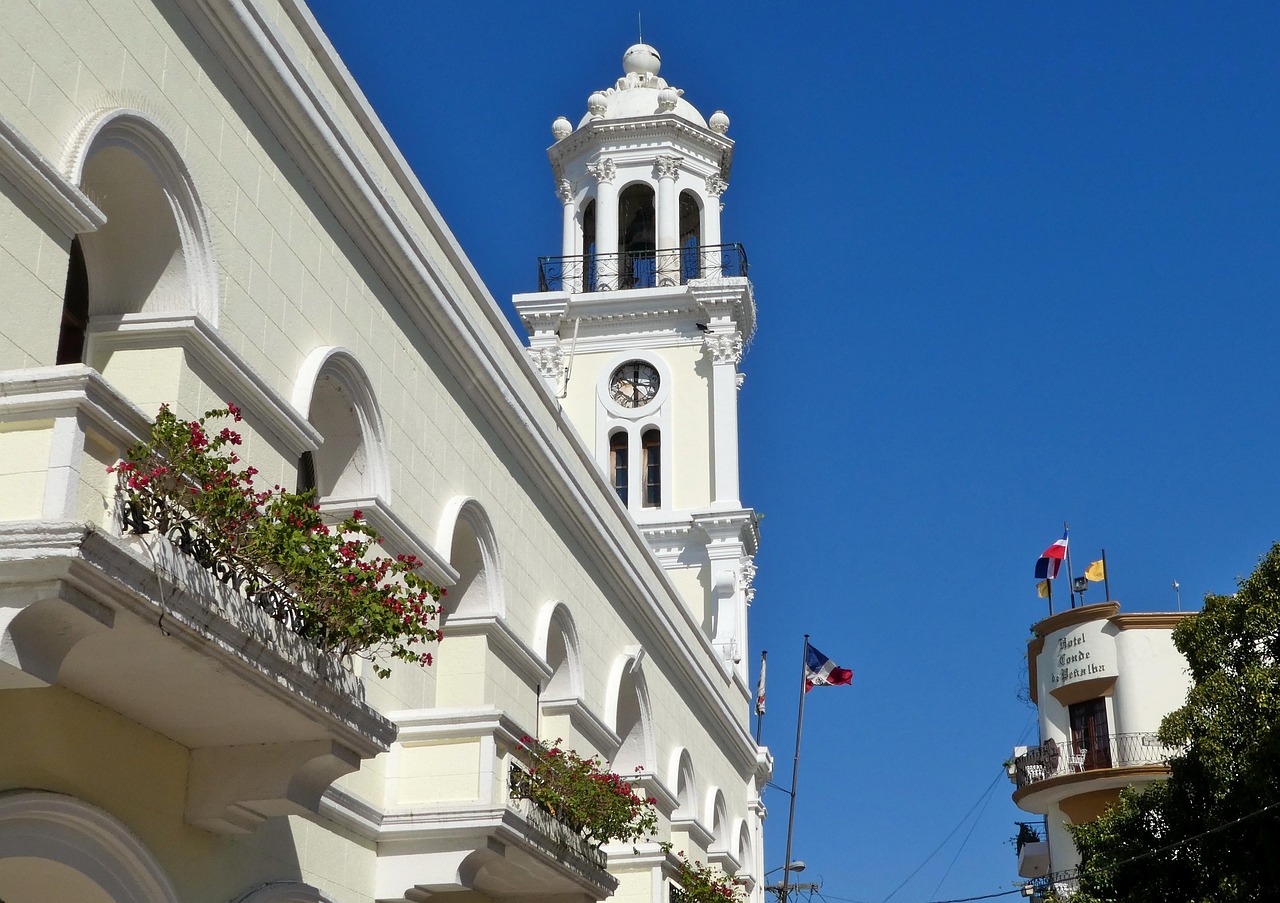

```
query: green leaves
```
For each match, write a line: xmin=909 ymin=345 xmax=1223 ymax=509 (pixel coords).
xmin=1069 ymin=543 xmax=1280 ymax=902
xmin=114 ymin=405 xmax=443 ymax=677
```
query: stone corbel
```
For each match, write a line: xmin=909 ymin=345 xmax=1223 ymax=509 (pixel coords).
xmin=0 ymin=580 xmax=115 ymax=689
xmin=186 ymin=740 xmax=362 ymax=834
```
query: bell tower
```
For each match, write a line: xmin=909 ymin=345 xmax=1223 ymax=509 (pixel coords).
xmin=514 ymin=44 xmax=758 ymax=681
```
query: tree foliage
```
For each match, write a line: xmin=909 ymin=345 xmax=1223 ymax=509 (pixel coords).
xmin=1068 ymin=543 xmax=1280 ymax=902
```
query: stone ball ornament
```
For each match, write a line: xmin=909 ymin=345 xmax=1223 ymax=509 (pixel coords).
xmin=552 ymin=116 xmax=572 ymax=141
xmin=657 ymin=87 xmax=680 ymax=112
xmin=709 ymin=110 xmax=730 ymax=134
xmin=622 ymin=43 xmax=662 ymax=77
xmin=587 ymin=92 xmax=608 ymax=119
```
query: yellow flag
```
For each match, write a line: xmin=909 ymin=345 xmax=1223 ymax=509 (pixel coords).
xmin=1037 ymin=579 xmax=1051 ymax=598
xmin=1085 ymin=559 xmax=1106 ymax=582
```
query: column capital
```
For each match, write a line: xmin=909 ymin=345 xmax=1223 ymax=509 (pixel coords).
xmin=704 ymin=331 xmax=743 ymax=366
xmin=587 ymin=157 xmax=617 ymax=184
xmin=555 ymin=178 xmax=573 ymax=204
xmin=705 ymin=173 xmax=729 ymax=196
xmin=654 ymin=154 xmax=684 ymax=181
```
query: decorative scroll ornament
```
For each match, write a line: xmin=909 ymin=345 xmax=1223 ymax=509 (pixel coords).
xmin=741 ymin=560 xmax=758 ymax=604
xmin=654 ymin=155 xmax=683 ymax=180
xmin=704 ymin=332 xmax=743 ymax=365
xmin=587 ymin=157 xmax=617 ymax=184
xmin=705 ymin=174 xmax=729 ymax=197
xmin=556 ymin=178 xmax=574 ymax=204
xmin=530 ymin=346 xmax=565 ymax=380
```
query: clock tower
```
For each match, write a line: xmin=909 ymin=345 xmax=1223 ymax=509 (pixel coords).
xmin=514 ymin=44 xmax=758 ymax=681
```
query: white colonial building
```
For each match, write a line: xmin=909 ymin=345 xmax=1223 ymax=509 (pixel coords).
xmin=0 ymin=4 xmax=768 ymax=902
xmin=1008 ymin=601 xmax=1192 ymax=891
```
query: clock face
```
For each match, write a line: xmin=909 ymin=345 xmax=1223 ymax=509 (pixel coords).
xmin=609 ymin=361 xmax=660 ymax=408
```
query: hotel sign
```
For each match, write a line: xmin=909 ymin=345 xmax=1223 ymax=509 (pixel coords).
xmin=1046 ymin=619 xmax=1117 ymax=689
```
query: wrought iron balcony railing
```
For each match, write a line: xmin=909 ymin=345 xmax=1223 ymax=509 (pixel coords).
xmin=1011 ymin=733 xmax=1179 ymax=789
xmin=538 ymin=242 xmax=748 ymax=292
xmin=508 ymin=762 xmax=608 ymax=872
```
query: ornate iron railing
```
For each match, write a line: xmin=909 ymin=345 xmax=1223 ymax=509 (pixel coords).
xmin=508 ymin=762 xmax=608 ymax=872
xmin=121 ymin=495 xmax=309 ymax=637
xmin=1012 ymin=732 xmax=1179 ymax=788
xmin=538 ymin=242 xmax=748 ymax=292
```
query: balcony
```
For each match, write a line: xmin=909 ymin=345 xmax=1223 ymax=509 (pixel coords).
xmin=1011 ymin=733 xmax=1178 ymax=789
xmin=0 ymin=366 xmax=397 ymax=835
xmin=508 ymin=762 xmax=609 ymax=874
xmin=538 ymin=243 xmax=748 ymax=292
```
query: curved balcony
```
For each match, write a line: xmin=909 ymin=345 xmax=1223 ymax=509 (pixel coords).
xmin=1010 ymin=733 xmax=1179 ymax=810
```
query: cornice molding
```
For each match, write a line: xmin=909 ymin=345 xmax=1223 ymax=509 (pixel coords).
xmin=85 ymin=312 xmax=321 ymax=457
xmin=550 ymin=116 xmax=733 ymax=179
xmin=0 ymin=114 xmax=105 ymax=238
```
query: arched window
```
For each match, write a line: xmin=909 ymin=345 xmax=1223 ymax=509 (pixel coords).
xmin=56 ymin=236 xmax=89 ymax=364
xmin=642 ymin=427 xmax=661 ymax=508
xmin=582 ymin=199 xmax=597 ymax=292
xmin=618 ymin=184 xmax=656 ymax=289
xmin=293 ymin=347 xmax=389 ymax=502
xmin=610 ymin=431 xmax=628 ymax=505
xmin=679 ymin=190 xmax=701 ymax=283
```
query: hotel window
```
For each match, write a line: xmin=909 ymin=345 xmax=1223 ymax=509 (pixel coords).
xmin=1069 ymin=698 xmax=1111 ymax=770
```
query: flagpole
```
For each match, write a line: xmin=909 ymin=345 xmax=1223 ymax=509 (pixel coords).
xmin=1064 ymin=520 xmax=1076 ymax=609
xmin=1101 ymin=548 xmax=1111 ymax=602
xmin=1047 ymin=577 xmax=1053 ymax=617
xmin=755 ymin=650 xmax=768 ymax=743
xmin=779 ymin=635 xmax=809 ymax=903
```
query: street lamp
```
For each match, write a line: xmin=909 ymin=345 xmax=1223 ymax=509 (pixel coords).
xmin=765 ymin=862 xmax=806 ymax=877
xmin=764 ymin=862 xmax=810 ymax=903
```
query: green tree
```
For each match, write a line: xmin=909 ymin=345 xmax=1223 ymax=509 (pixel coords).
xmin=1069 ymin=544 xmax=1280 ymax=902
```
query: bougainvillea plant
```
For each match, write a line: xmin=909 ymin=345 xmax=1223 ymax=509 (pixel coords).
xmin=110 ymin=404 xmax=443 ymax=678
xmin=673 ymin=853 xmax=744 ymax=903
xmin=514 ymin=737 xmax=660 ymax=848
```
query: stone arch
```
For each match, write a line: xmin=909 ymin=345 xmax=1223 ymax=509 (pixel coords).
xmin=669 ymin=747 xmax=697 ymax=820
xmin=292 ymin=346 xmax=390 ymax=500
xmin=0 ymin=790 xmax=179 ymax=903
xmin=706 ymin=788 xmax=728 ymax=852
xmin=234 ymin=881 xmax=338 ymax=903
xmin=606 ymin=650 xmax=655 ymax=774
xmin=436 ymin=497 xmax=505 ymax=621
xmin=534 ymin=601 xmax=582 ymax=699
xmin=735 ymin=819 xmax=752 ymax=875
xmin=63 ymin=108 xmax=217 ymax=329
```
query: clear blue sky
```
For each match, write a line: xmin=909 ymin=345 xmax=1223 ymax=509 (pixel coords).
xmin=307 ymin=3 xmax=1280 ymax=900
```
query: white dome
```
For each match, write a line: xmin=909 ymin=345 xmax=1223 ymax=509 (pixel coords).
xmin=575 ymin=44 xmax=709 ymax=129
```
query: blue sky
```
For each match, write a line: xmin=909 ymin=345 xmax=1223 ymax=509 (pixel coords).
xmin=307 ymin=3 xmax=1280 ymax=900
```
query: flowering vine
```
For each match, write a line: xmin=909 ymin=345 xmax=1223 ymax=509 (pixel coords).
xmin=513 ymin=737 xmax=659 ymax=848
xmin=111 ymin=404 xmax=443 ymax=678
xmin=673 ymin=853 xmax=743 ymax=903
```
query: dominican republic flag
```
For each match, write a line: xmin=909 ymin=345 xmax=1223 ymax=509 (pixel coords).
xmin=804 ymin=643 xmax=853 ymax=692
xmin=1034 ymin=531 xmax=1069 ymax=580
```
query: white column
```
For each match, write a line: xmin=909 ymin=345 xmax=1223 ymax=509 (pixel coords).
xmin=704 ymin=174 xmax=728 ymax=275
xmin=706 ymin=331 xmax=743 ymax=507
xmin=557 ymin=179 xmax=579 ymax=292
xmin=655 ymin=155 xmax=681 ymax=284
xmin=589 ymin=158 xmax=618 ymax=289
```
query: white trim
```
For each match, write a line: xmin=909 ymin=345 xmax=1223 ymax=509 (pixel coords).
xmin=442 ymin=612 xmax=553 ymax=688
xmin=0 ymin=115 xmax=104 ymax=238
xmin=436 ymin=496 xmax=506 ymax=618
xmin=538 ymin=696 xmax=622 ymax=756
xmin=0 ymin=791 xmax=179 ymax=903
xmin=533 ymin=600 xmax=584 ymax=698
xmin=85 ymin=312 xmax=321 ymax=457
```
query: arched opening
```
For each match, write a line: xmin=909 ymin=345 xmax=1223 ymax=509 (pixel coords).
xmin=293 ymin=348 xmax=389 ymax=502
xmin=0 ymin=791 xmax=180 ymax=903
xmin=641 ymin=427 xmax=661 ymax=508
xmin=63 ymin=110 xmax=216 ymax=354
xmin=618 ymin=183 xmax=656 ymax=289
xmin=709 ymin=789 xmax=728 ymax=852
xmin=737 ymin=822 xmax=753 ymax=878
xmin=541 ymin=604 xmax=581 ymax=700
xmin=581 ymin=199 xmax=597 ymax=292
xmin=612 ymin=659 xmax=653 ymax=775
xmin=672 ymin=749 xmax=696 ymax=821
xmin=434 ymin=500 xmax=504 ymax=707
xmin=679 ymin=190 xmax=701 ymax=283
xmin=609 ymin=430 xmax=629 ymax=505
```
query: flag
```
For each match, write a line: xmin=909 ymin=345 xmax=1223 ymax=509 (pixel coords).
xmin=754 ymin=654 xmax=767 ymax=715
xmin=1034 ymin=531 xmax=1069 ymax=580
xmin=1085 ymin=559 xmax=1105 ymax=582
xmin=804 ymin=643 xmax=853 ymax=692
xmin=1037 ymin=579 xmax=1051 ymax=599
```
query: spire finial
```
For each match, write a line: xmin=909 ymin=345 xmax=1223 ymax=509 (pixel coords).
xmin=638 ymin=12 xmax=643 ymax=43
